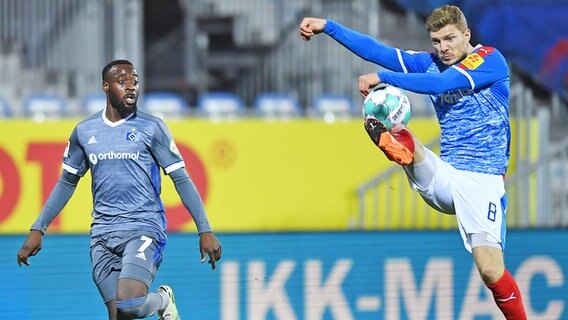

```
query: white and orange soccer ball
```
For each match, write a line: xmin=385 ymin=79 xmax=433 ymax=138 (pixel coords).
xmin=362 ymin=85 xmax=412 ymax=132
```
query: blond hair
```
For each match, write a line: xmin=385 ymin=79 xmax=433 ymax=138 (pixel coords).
xmin=425 ymin=5 xmax=468 ymax=32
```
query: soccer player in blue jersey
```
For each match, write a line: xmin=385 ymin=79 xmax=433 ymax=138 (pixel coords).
xmin=17 ymin=60 xmax=222 ymax=320
xmin=300 ymin=5 xmax=526 ymax=319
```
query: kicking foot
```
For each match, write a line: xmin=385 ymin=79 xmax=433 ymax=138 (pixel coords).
xmin=364 ymin=118 xmax=414 ymax=165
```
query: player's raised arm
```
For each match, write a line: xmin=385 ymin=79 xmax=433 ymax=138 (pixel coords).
xmin=378 ymin=47 xmax=508 ymax=95
xmin=378 ymin=67 xmax=471 ymax=94
xmin=300 ymin=17 xmax=413 ymax=72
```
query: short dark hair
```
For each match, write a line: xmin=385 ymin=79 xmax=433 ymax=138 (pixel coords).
xmin=102 ymin=59 xmax=133 ymax=81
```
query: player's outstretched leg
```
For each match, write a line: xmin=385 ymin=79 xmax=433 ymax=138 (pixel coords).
xmin=364 ymin=118 xmax=415 ymax=165
xmin=158 ymin=285 xmax=181 ymax=320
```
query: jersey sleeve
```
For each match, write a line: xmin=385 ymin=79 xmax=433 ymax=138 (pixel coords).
xmin=324 ymin=20 xmax=432 ymax=72
xmin=62 ymin=126 xmax=88 ymax=176
xmin=150 ymin=120 xmax=185 ymax=174
xmin=400 ymin=50 xmax=437 ymax=73
xmin=379 ymin=46 xmax=508 ymax=94
xmin=379 ymin=67 xmax=471 ymax=94
xmin=452 ymin=46 xmax=509 ymax=90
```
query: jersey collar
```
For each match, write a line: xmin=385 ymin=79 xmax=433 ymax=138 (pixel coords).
xmin=102 ymin=107 xmax=135 ymax=127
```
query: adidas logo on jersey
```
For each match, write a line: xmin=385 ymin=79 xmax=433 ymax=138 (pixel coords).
xmin=88 ymin=136 xmax=97 ymax=144
xmin=135 ymin=252 xmax=147 ymax=261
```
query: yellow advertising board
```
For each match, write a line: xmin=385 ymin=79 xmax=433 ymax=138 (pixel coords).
xmin=0 ymin=118 xmax=443 ymax=234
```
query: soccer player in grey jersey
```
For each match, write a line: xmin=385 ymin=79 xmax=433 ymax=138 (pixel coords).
xmin=17 ymin=60 xmax=221 ymax=320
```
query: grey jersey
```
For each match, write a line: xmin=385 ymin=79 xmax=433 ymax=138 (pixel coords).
xmin=63 ymin=110 xmax=184 ymax=238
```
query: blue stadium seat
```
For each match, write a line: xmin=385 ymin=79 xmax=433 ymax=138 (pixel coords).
xmin=254 ymin=92 xmax=301 ymax=120
xmin=197 ymin=91 xmax=245 ymax=120
xmin=81 ymin=92 xmax=106 ymax=115
xmin=24 ymin=93 xmax=67 ymax=121
xmin=0 ymin=97 xmax=13 ymax=118
xmin=142 ymin=91 xmax=188 ymax=119
xmin=311 ymin=93 xmax=354 ymax=122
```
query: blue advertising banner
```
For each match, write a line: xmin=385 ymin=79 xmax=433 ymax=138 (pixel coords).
xmin=2 ymin=230 xmax=566 ymax=319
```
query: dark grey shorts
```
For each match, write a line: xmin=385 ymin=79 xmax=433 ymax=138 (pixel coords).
xmin=90 ymin=230 xmax=166 ymax=302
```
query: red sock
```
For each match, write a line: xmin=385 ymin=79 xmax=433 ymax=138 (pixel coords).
xmin=486 ymin=269 xmax=527 ymax=320
xmin=392 ymin=128 xmax=415 ymax=153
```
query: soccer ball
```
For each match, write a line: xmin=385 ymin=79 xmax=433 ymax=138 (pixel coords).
xmin=362 ymin=85 xmax=412 ymax=132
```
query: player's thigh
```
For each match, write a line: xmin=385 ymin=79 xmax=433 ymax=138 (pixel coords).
xmin=472 ymin=245 xmax=505 ymax=283
xmin=119 ymin=232 xmax=166 ymax=289
xmin=91 ymin=239 xmax=122 ymax=303
xmin=472 ymin=245 xmax=505 ymax=269
xmin=403 ymin=147 xmax=455 ymax=214
xmin=453 ymin=171 xmax=507 ymax=250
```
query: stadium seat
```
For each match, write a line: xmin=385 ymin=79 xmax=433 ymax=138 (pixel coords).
xmin=197 ymin=91 xmax=245 ymax=120
xmin=254 ymin=92 xmax=301 ymax=120
xmin=142 ymin=91 xmax=188 ymax=120
xmin=0 ymin=96 xmax=13 ymax=118
xmin=24 ymin=93 xmax=67 ymax=121
xmin=81 ymin=92 xmax=106 ymax=115
xmin=311 ymin=93 xmax=354 ymax=122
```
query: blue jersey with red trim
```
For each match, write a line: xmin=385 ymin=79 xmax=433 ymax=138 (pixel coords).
xmin=325 ymin=20 xmax=511 ymax=174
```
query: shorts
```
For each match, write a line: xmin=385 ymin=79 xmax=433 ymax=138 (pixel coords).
xmin=404 ymin=148 xmax=507 ymax=252
xmin=90 ymin=230 xmax=166 ymax=302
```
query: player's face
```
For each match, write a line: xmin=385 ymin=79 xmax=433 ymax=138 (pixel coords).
xmin=105 ymin=64 xmax=139 ymax=117
xmin=429 ymin=24 xmax=471 ymax=66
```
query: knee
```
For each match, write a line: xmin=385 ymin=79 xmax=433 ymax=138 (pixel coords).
xmin=412 ymin=140 xmax=426 ymax=162
xmin=478 ymin=264 xmax=504 ymax=284
xmin=116 ymin=296 xmax=147 ymax=318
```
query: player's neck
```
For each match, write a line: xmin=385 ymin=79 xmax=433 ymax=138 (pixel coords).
xmin=466 ymin=43 xmax=475 ymax=55
xmin=105 ymin=106 xmax=133 ymax=122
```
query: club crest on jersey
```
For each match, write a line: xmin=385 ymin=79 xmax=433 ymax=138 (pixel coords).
xmin=125 ymin=131 xmax=137 ymax=141
xmin=169 ymin=140 xmax=180 ymax=156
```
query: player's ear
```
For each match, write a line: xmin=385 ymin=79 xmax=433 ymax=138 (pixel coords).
xmin=102 ymin=81 xmax=109 ymax=92
xmin=464 ymin=28 xmax=471 ymax=42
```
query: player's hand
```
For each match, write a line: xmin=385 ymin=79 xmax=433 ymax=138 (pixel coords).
xmin=358 ymin=72 xmax=382 ymax=98
xmin=299 ymin=17 xmax=327 ymax=41
xmin=199 ymin=232 xmax=222 ymax=271
xmin=17 ymin=230 xmax=43 ymax=267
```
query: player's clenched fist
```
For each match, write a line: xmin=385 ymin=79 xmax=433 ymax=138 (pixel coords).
xmin=299 ymin=17 xmax=327 ymax=41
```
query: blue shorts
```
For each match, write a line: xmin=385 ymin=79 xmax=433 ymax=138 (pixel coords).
xmin=90 ymin=230 xmax=166 ymax=302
